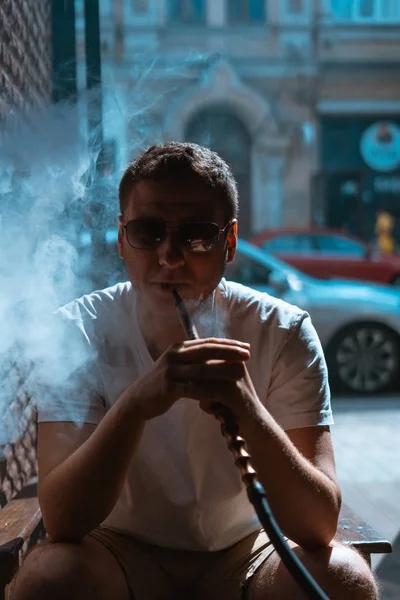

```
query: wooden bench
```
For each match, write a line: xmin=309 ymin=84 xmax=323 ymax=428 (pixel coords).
xmin=336 ymin=503 xmax=392 ymax=566
xmin=0 ymin=488 xmax=43 ymax=599
xmin=0 ymin=487 xmax=393 ymax=599
xmin=0 ymin=386 xmax=393 ymax=598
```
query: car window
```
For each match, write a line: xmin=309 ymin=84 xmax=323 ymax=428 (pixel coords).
xmin=315 ymin=235 xmax=365 ymax=256
xmin=262 ymin=234 xmax=313 ymax=253
xmin=225 ymin=254 xmax=271 ymax=286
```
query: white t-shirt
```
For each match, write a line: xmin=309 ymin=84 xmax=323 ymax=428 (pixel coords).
xmin=37 ymin=279 xmax=333 ymax=551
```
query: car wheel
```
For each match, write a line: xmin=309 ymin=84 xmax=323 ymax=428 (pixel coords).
xmin=392 ymin=275 xmax=400 ymax=287
xmin=326 ymin=323 xmax=400 ymax=394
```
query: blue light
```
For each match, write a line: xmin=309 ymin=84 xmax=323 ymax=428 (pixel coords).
xmin=105 ymin=228 xmax=118 ymax=244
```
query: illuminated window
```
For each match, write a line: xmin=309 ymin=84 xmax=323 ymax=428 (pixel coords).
xmin=227 ymin=0 xmax=266 ymax=24
xmin=167 ymin=0 xmax=205 ymax=24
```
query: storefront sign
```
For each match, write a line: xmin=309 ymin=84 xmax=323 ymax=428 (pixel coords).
xmin=374 ymin=175 xmax=400 ymax=193
xmin=360 ymin=121 xmax=400 ymax=172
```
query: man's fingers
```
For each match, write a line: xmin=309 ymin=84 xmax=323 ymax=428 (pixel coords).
xmin=177 ymin=379 xmax=229 ymax=402
xmin=172 ymin=361 xmax=246 ymax=382
xmin=170 ymin=339 xmax=250 ymax=363
xmin=181 ymin=337 xmax=249 ymax=348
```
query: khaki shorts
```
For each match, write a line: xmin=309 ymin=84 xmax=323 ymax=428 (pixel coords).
xmin=89 ymin=526 xmax=276 ymax=600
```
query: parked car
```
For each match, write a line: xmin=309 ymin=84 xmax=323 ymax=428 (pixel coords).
xmin=250 ymin=227 xmax=400 ymax=287
xmin=225 ymin=240 xmax=400 ymax=395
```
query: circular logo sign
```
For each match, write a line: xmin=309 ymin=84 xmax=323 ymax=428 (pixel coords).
xmin=360 ymin=121 xmax=400 ymax=172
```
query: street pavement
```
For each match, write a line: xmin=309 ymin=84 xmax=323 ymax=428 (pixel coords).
xmin=330 ymin=394 xmax=400 ymax=600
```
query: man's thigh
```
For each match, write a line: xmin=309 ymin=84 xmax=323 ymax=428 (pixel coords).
xmin=11 ymin=534 xmax=131 ymax=600
xmin=245 ymin=539 xmax=377 ymax=600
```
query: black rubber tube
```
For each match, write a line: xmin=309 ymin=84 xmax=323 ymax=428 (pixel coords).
xmin=172 ymin=289 xmax=330 ymax=599
xmin=247 ymin=481 xmax=329 ymax=599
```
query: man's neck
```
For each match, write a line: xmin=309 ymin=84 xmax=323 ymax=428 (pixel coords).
xmin=136 ymin=297 xmax=190 ymax=361
xmin=136 ymin=293 xmax=215 ymax=361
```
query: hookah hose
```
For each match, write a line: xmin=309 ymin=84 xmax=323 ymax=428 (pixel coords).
xmin=172 ymin=289 xmax=329 ymax=600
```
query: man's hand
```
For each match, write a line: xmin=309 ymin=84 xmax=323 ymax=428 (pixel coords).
xmin=125 ymin=338 xmax=256 ymax=423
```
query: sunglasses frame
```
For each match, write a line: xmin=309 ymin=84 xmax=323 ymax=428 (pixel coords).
xmin=121 ymin=218 xmax=235 ymax=252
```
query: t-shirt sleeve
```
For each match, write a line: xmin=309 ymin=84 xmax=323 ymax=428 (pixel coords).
xmin=266 ymin=312 xmax=333 ymax=431
xmin=35 ymin=306 xmax=107 ymax=425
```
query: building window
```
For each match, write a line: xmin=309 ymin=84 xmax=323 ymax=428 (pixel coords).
xmin=329 ymin=0 xmax=400 ymax=22
xmin=358 ymin=0 xmax=374 ymax=18
xmin=329 ymin=1 xmax=352 ymax=20
xmin=167 ymin=0 xmax=205 ymax=24
xmin=132 ymin=0 xmax=149 ymax=12
xmin=281 ymin=0 xmax=310 ymax=20
xmin=227 ymin=0 xmax=266 ymax=24
xmin=355 ymin=0 xmax=400 ymax=22
xmin=286 ymin=0 xmax=304 ymax=14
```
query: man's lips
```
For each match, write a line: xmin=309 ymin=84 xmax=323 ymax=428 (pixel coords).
xmin=152 ymin=282 xmax=190 ymax=290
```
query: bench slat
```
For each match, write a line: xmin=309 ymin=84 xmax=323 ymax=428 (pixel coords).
xmin=0 ymin=497 xmax=42 ymax=550
xmin=0 ymin=497 xmax=42 ymax=588
xmin=337 ymin=504 xmax=392 ymax=556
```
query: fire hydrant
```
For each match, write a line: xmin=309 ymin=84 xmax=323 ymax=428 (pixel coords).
xmin=375 ymin=211 xmax=395 ymax=255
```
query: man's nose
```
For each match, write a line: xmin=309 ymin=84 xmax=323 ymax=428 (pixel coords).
xmin=157 ymin=232 xmax=185 ymax=268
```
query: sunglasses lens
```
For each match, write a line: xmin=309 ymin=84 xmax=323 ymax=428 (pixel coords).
xmin=179 ymin=222 xmax=220 ymax=252
xmin=125 ymin=220 xmax=224 ymax=252
xmin=126 ymin=220 xmax=165 ymax=249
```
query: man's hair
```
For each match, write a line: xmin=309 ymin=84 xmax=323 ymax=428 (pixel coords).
xmin=119 ymin=142 xmax=239 ymax=222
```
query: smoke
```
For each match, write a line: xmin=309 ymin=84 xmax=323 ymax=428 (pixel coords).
xmin=0 ymin=51 xmax=218 ymax=444
xmin=0 ymin=101 xmax=96 ymax=443
xmin=191 ymin=292 xmax=228 ymax=340
xmin=0 ymin=89 xmax=133 ymax=441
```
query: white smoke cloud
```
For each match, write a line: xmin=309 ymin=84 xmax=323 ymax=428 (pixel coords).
xmin=0 ymin=50 xmax=217 ymax=443
xmin=0 ymin=101 xmax=96 ymax=443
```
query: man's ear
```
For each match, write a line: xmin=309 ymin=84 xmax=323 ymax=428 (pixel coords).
xmin=226 ymin=220 xmax=237 ymax=264
xmin=118 ymin=214 xmax=124 ymax=259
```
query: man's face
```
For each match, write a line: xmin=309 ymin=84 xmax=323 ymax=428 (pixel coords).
xmin=118 ymin=179 xmax=237 ymax=316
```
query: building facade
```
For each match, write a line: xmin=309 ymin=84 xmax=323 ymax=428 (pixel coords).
xmin=0 ymin=0 xmax=52 ymax=124
xmin=91 ymin=0 xmax=400 ymax=240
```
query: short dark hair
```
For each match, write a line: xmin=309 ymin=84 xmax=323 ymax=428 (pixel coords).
xmin=118 ymin=142 xmax=239 ymax=222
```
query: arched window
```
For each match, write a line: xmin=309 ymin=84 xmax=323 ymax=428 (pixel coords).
xmin=185 ymin=107 xmax=252 ymax=237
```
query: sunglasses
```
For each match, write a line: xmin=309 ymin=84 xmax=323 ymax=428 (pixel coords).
xmin=122 ymin=218 xmax=234 ymax=253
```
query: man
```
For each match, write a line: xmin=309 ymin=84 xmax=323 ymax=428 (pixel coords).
xmin=13 ymin=143 xmax=377 ymax=600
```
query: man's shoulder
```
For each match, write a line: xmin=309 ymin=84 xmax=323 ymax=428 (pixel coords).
xmin=57 ymin=281 xmax=133 ymax=330
xmin=220 ymin=279 xmax=305 ymax=332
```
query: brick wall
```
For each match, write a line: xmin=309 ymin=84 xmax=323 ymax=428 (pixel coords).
xmin=0 ymin=0 xmax=52 ymax=122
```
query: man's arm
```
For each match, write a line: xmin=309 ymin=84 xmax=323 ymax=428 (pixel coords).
xmin=235 ymin=313 xmax=340 ymax=550
xmin=38 ymin=339 xmax=251 ymax=543
xmin=240 ymin=415 xmax=341 ymax=549
xmin=188 ymin=315 xmax=339 ymax=549
xmin=38 ymin=392 xmax=146 ymax=542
